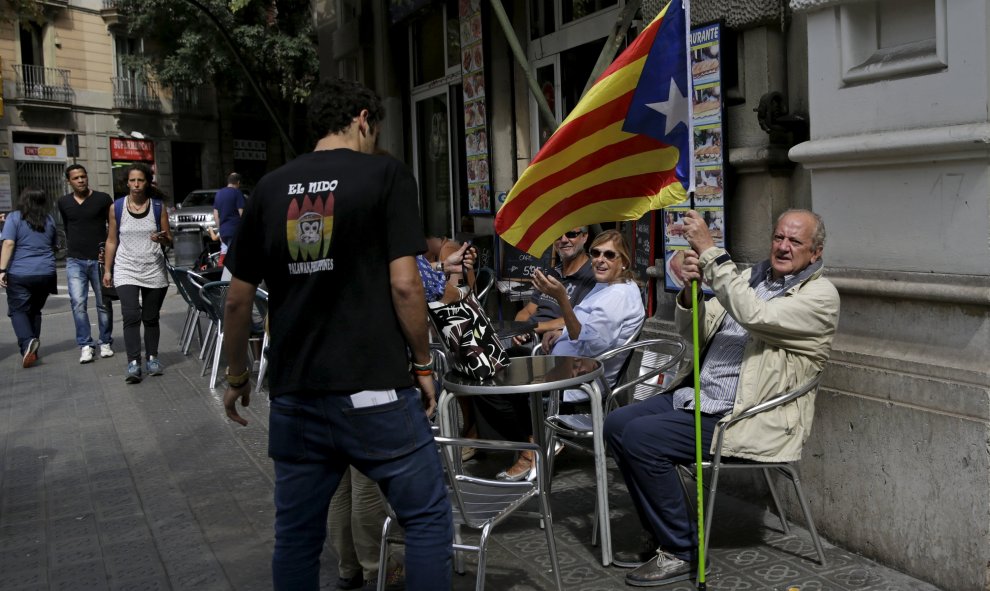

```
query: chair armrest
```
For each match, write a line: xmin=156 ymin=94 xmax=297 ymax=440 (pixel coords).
xmin=603 ymin=338 xmax=687 ymax=406
xmin=722 ymin=370 xmax=825 ymax=428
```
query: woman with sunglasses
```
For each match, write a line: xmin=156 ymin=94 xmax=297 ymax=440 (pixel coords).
xmin=493 ymin=229 xmax=645 ymax=481
xmin=534 ymin=229 xmax=645 ymax=385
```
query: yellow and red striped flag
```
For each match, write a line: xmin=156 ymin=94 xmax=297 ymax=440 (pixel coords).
xmin=496 ymin=0 xmax=693 ymax=257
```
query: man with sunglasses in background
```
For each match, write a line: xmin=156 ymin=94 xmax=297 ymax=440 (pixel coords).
xmin=512 ymin=227 xmax=596 ymax=348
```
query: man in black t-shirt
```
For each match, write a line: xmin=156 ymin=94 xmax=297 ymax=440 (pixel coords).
xmin=58 ymin=164 xmax=115 ymax=363
xmin=221 ymin=79 xmax=452 ymax=591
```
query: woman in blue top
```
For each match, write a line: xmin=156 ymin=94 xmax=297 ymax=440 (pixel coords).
xmin=0 ymin=188 xmax=59 ymax=368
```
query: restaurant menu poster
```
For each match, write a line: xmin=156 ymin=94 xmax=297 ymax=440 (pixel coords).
xmin=663 ymin=22 xmax=726 ymax=293
xmin=460 ymin=0 xmax=492 ymax=214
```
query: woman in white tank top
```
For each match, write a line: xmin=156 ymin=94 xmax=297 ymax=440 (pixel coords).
xmin=102 ymin=163 xmax=173 ymax=383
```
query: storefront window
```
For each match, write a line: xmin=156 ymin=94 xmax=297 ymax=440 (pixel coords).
xmin=415 ymin=92 xmax=453 ymax=237
xmin=412 ymin=8 xmax=446 ymax=85
xmin=562 ymin=0 xmax=618 ymax=24
xmin=445 ymin=0 xmax=460 ymax=70
xmin=530 ymin=0 xmax=555 ymax=38
xmin=560 ymin=37 xmax=607 ymax=115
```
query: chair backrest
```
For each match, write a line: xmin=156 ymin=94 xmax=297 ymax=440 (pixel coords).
xmin=199 ymin=281 xmax=231 ymax=323
xmin=252 ymin=288 xmax=269 ymax=336
xmin=602 ymin=338 xmax=687 ymax=409
xmin=167 ymin=265 xmax=196 ymax=307
xmin=474 ymin=267 xmax=496 ymax=306
xmin=183 ymin=270 xmax=215 ymax=314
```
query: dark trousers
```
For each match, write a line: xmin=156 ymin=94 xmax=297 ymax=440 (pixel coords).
xmin=5 ymin=273 xmax=53 ymax=354
xmin=604 ymin=394 xmax=722 ymax=561
xmin=268 ymin=388 xmax=453 ymax=590
xmin=472 ymin=393 xmax=532 ymax=442
xmin=116 ymin=284 xmax=168 ymax=363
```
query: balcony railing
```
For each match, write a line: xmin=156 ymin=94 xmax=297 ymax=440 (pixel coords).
xmin=171 ymin=86 xmax=206 ymax=112
xmin=112 ymin=76 xmax=162 ymax=111
xmin=13 ymin=64 xmax=74 ymax=105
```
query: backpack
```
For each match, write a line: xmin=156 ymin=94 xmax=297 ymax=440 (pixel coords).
xmin=113 ymin=197 xmax=163 ymax=237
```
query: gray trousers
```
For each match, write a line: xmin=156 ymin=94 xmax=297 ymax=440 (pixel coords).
xmin=328 ymin=466 xmax=387 ymax=580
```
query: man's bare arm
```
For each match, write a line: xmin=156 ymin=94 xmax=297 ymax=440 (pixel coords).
xmin=222 ymin=277 xmax=258 ymax=426
xmin=390 ymin=255 xmax=436 ymax=414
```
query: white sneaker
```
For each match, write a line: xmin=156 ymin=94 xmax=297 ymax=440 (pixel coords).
xmin=79 ymin=346 xmax=95 ymax=364
xmin=100 ymin=343 xmax=114 ymax=358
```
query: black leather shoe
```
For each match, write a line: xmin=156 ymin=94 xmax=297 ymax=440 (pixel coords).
xmin=337 ymin=572 xmax=364 ymax=590
xmin=624 ymin=551 xmax=692 ymax=587
xmin=612 ymin=532 xmax=659 ymax=568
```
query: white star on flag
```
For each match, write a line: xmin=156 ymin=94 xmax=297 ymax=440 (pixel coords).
xmin=646 ymin=77 xmax=689 ymax=137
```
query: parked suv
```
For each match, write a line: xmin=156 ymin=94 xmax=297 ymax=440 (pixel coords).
xmin=168 ymin=188 xmax=249 ymax=233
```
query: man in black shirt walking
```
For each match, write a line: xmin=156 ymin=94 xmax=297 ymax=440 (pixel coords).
xmin=58 ymin=164 xmax=114 ymax=363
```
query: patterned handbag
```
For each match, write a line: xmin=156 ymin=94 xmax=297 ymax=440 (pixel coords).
xmin=427 ymin=288 xmax=509 ymax=380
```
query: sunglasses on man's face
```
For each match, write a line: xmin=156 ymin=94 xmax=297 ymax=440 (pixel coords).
xmin=590 ymin=248 xmax=619 ymax=261
xmin=559 ymin=230 xmax=584 ymax=240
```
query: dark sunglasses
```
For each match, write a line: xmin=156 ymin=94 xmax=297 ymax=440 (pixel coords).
xmin=590 ymin=248 xmax=619 ymax=261
xmin=558 ymin=230 xmax=586 ymax=240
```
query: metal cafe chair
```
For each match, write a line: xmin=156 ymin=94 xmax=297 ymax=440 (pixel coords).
xmin=166 ymin=264 xmax=200 ymax=352
xmin=252 ymin=288 xmax=270 ymax=394
xmin=677 ymin=370 xmax=828 ymax=567
xmin=197 ymin=281 xmax=230 ymax=388
xmin=542 ymin=337 xmax=686 ymax=566
xmin=376 ymin=436 xmax=562 ymax=591
xmin=473 ymin=266 xmax=496 ymax=307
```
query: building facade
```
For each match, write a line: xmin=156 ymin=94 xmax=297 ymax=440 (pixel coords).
xmin=318 ymin=1 xmax=990 ymax=589
xmin=0 ymin=0 xmax=249 ymax=215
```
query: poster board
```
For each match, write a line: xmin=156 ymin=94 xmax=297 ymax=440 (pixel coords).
xmin=500 ymin=239 xmax=552 ymax=280
xmin=460 ymin=0 xmax=493 ymax=214
xmin=633 ymin=213 xmax=658 ymax=315
xmin=662 ymin=22 xmax=727 ymax=294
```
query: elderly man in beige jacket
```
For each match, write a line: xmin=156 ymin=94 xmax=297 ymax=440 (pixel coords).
xmin=605 ymin=209 xmax=840 ymax=587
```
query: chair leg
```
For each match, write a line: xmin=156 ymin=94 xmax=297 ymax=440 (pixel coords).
xmin=209 ymin=329 xmax=224 ymax=388
xmin=376 ymin=516 xmax=393 ymax=591
xmin=702 ymin=464 xmax=721 ymax=567
xmin=539 ymin=487 xmax=564 ymax=591
xmin=183 ymin=315 xmax=202 ymax=355
xmin=763 ymin=467 xmax=790 ymax=535
xmin=475 ymin=523 xmax=493 ymax=591
xmin=199 ymin=320 xmax=215 ymax=359
xmin=179 ymin=307 xmax=195 ymax=349
xmin=453 ymin=522 xmax=466 ymax=575
xmin=201 ymin=328 xmax=216 ymax=377
xmin=254 ymin=332 xmax=269 ymax=394
xmin=781 ymin=464 xmax=828 ymax=566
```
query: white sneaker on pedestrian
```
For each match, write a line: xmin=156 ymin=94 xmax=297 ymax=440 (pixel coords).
xmin=99 ymin=343 xmax=114 ymax=358
xmin=79 ymin=346 xmax=95 ymax=364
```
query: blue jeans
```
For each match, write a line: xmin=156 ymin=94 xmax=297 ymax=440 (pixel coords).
xmin=268 ymin=387 xmax=452 ymax=591
xmin=66 ymin=258 xmax=112 ymax=348
xmin=6 ymin=273 xmax=54 ymax=353
xmin=604 ymin=394 xmax=722 ymax=561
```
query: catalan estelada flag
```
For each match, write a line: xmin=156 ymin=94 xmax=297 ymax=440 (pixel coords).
xmin=496 ymin=0 xmax=693 ymax=257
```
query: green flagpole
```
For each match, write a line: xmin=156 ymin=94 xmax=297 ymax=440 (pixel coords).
xmin=690 ymin=193 xmax=706 ymax=589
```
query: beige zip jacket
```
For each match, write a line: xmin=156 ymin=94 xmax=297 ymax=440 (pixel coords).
xmin=674 ymin=247 xmax=840 ymax=462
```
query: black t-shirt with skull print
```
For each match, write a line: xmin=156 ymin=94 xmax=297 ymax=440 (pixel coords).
xmin=227 ymin=149 xmax=426 ymax=397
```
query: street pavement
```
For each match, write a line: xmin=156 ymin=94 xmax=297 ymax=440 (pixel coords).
xmin=0 ymin=267 xmax=941 ymax=590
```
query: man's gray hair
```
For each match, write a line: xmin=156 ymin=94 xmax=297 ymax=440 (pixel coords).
xmin=227 ymin=172 xmax=242 ymax=185
xmin=775 ymin=209 xmax=826 ymax=251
